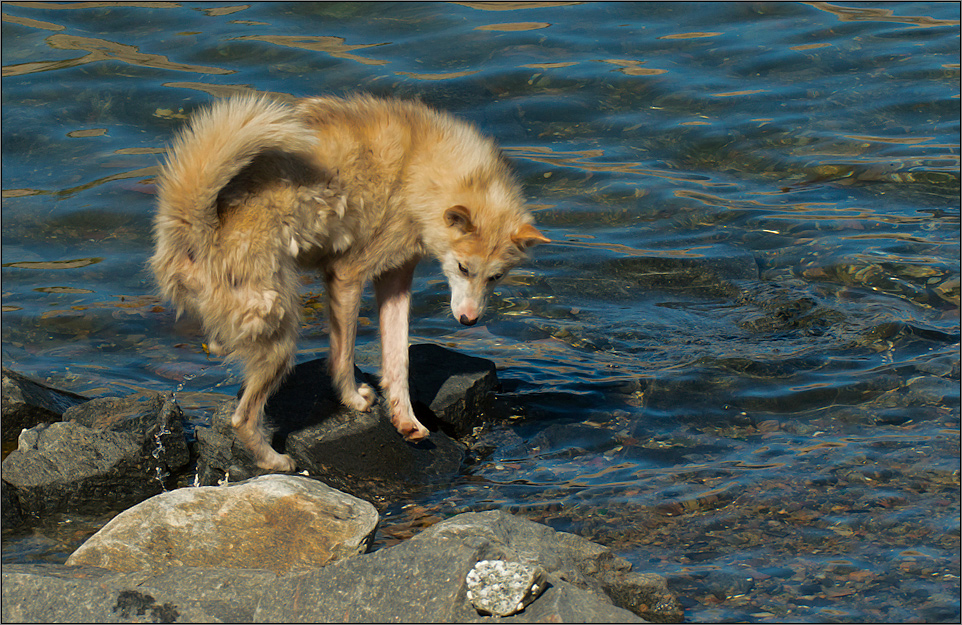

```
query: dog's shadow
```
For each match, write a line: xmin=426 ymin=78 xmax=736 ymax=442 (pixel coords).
xmin=259 ymin=358 xmax=444 ymax=452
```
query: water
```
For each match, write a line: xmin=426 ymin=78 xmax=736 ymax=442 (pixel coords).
xmin=2 ymin=2 xmax=959 ymax=621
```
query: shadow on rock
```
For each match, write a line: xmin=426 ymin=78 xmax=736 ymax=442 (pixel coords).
xmin=195 ymin=344 xmax=498 ymax=503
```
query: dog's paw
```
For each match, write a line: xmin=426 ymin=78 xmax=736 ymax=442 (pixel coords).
xmin=392 ymin=414 xmax=430 ymax=442
xmin=256 ymin=451 xmax=296 ymax=472
xmin=345 ymin=383 xmax=376 ymax=412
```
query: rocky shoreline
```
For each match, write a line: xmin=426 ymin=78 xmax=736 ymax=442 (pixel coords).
xmin=1 ymin=347 xmax=684 ymax=623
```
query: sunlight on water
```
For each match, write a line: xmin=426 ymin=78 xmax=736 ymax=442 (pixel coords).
xmin=1 ymin=1 xmax=959 ymax=622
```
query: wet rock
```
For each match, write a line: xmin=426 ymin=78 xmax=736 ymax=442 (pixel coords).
xmin=66 ymin=475 xmax=378 ymax=575
xmin=1 ymin=391 xmax=188 ymax=520
xmin=407 ymin=343 xmax=498 ymax=438
xmin=736 ymin=282 xmax=844 ymax=336
xmin=704 ymin=570 xmax=755 ymax=600
xmin=3 ymin=510 xmax=674 ymax=623
xmin=196 ymin=345 xmax=497 ymax=499
xmin=1 ymin=368 xmax=87 ymax=444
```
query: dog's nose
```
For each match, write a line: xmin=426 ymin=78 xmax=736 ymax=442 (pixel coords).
xmin=459 ymin=314 xmax=478 ymax=326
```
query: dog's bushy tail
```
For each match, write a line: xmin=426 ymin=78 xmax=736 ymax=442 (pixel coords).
xmin=150 ymin=96 xmax=313 ymax=316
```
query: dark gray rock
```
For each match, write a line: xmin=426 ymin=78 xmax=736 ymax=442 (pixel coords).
xmin=1 ymin=368 xmax=87 ymax=444
xmin=196 ymin=345 xmax=498 ymax=500
xmin=194 ymin=365 xmax=466 ymax=498
xmin=1 ymin=479 xmax=23 ymax=528
xmin=1 ymin=391 xmax=189 ymax=520
xmin=408 ymin=343 xmax=499 ymax=438
xmin=4 ymin=510 xmax=677 ymax=623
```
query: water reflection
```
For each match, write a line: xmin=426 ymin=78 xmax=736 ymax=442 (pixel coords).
xmin=3 ymin=33 xmax=233 ymax=77
xmin=233 ymin=35 xmax=390 ymax=66
xmin=806 ymin=1 xmax=961 ymax=27
xmin=1 ymin=1 xmax=958 ymax=622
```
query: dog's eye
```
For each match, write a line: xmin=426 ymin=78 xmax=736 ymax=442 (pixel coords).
xmin=458 ymin=263 xmax=470 ymax=276
xmin=488 ymin=273 xmax=504 ymax=283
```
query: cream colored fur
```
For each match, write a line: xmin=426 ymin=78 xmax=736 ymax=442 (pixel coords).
xmin=151 ymin=95 xmax=548 ymax=471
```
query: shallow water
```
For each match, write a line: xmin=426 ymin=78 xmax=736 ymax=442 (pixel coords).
xmin=2 ymin=2 xmax=959 ymax=622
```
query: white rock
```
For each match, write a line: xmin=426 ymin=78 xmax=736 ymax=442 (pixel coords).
xmin=465 ymin=559 xmax=547 ymax=616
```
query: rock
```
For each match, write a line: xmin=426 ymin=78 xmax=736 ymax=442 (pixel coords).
xmin=2 ymin=510 xmax=679 ymax=623
xmin=1 ymin=368 xmax=87 ymax=444
xmin=736 ymin=282 xmax=844 ymax=335
xmin=1 ymin=563 xmax=277 ymax=623
xmin=195 ymin=345 xmax=498 ymax=500
xmin=1 ymin=391 xmax=189 ymax=520
xmin=407 ymin=343 xmax=499 ymax=438
xmin=256 ymin=509 xmax=680 ymax=622
xmin=66 ymin=475 xmax=378 ymax=575
xmin=195 ymin=369 xmax=466 ymax=499
xmin=466 ymin=560 xmax=547 ymax=616
xmin=603 ymin=244 xmax=759 ymax=297
xmin=1 ymin=479 xmax=23 ymax=528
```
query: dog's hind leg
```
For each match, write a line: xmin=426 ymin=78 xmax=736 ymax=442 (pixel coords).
xmin=325 ymin=267 xmax=377 ymax=412
xmin=374 ymin=258 xmax=429 ymax=441
xmin=230 ymin=332 xmax=297 ymax=472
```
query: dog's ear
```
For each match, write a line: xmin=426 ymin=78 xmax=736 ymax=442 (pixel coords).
xmin=444 ymin=205 xmax=475 ymax=234
xmin=512 ymin=223 xmax=550 ymax=250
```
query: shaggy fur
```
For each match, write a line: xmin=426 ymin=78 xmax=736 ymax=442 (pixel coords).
xmin=151 ymin=95 xmax=548 ymax=470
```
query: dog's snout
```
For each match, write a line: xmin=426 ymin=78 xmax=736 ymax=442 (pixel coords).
xmin=459 ymin=314 xmax=478 ymax=326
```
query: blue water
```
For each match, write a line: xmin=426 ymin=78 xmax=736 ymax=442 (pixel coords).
xmin=2 ymin=2 xmax=959 ymax=622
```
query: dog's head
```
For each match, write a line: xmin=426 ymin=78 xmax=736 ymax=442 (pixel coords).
xmin=439 ymin=204 xmax=549 ymax=326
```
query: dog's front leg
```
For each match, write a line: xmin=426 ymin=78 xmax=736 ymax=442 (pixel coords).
xmin=374 ymin=258 xmax=430 ymax=441
xmin=325 ymin=268 xmax=376 ymax=412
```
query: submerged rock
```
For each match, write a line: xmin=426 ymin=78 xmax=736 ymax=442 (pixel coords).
xmin=1 ymin=368 xmax=87 ymax=444
xmin=196 ymin=344 xmax=497 ymax=500
xmin=602 ymin=244 xmax=760 ymax=297
xmin=4 ymin=509 xmax=680 ymax=623
xmin=66 ymin=475 xmax=378 ymax=575
xmin=1 ymin=391 xmax=188 ymax=520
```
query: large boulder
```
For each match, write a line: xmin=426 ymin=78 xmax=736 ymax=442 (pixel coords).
xmin=1 ymin=391 xmax=189 ymax=520
xmin=1 ymin=368 xmax=87 ymax=444
xmin=66 ymin=475 xmax=378 ymax=575
xmin=196 ymin=345 xmax=498 ymax=501
xmin=3 ymin=510 xmax=681 ymax=623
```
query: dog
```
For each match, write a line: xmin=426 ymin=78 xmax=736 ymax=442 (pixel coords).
xmin=151 ymin=94 xmax=549 ymax=471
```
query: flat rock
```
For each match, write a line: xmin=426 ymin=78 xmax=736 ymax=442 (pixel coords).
xmin=1 ymin=368 xmax=87 ymax=444
xmin=196 ymin=345 xmax=498 ymax=500
xmin=1 ymin=391 xmax=189 ymax=520
xmin=3 ymin=510 xmax=679 ymax=623
xmin=66 ymin=475 xmax=378 ymax=575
